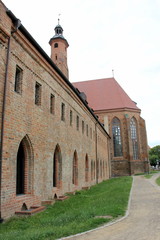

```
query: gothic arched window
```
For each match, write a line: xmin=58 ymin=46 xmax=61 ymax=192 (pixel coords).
xmin=72 ymin=151 xmax=78 ymax=185
xmin=53 ymin=144 xmax=62 ymax=188
xmin=16 ymin=135 xmax=33 ymax=195
xmin=112 ymin=117 xmax=122 ymax=157
xmin=130 ymin=117 xmax=139 ymax=160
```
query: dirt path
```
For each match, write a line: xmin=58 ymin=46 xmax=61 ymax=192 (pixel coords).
xmin=61 ymin=173 xmax=160 ymax=240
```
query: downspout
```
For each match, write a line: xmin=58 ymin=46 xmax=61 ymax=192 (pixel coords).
xmin=0 ymin=36 xmax=11 ymax=223
xmin=0 ymin=18 xmax=21 ymax=222
xmin=95 ymin=122 xmax=98 ymax=184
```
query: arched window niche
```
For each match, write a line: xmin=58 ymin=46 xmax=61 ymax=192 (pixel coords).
xmin=112 ymin=117 xmax=123 ymax=157
xmin=130 ymin=117 xmax=139 ymax=160
xmin=16 ymin=135 xmax=34 ymax=195
xmin=53 ymin=144 xmax=62 ymax=189
xmin=72 ymin=150 xmax=78 ymax=185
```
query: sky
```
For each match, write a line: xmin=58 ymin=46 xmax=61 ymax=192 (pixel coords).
xmin=3 ymin=0 xmax=160 ymax=147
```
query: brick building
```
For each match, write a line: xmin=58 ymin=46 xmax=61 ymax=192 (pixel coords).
xmin=0 ymin=0 xmax=148 ymax=220
xmin=0 ymin=1 xmax=111 ymax=220
xmin=73 ymin=78 xmax=149 ymax=176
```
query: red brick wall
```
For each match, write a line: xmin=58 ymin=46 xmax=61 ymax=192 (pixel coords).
xmin=95 ymin=109 xmax=149 ymax=176
xmin=0 ymin=2 xmax=110 ymax=219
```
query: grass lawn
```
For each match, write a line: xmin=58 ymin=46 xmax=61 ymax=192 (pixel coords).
xmin=0 ymin=176 xmax=132 ymax=240
xmin=144 ymin=174 xmax=153 ymax=179
xmin=156 ymin=176 xmax=160 ymax=186
xmin=135 ymin=171 xmax=159 ymax=179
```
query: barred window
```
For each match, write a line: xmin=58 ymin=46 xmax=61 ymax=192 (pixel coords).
xmin=14 ymin=65 xmax=23 ymax=94
xmin=50 ymin=94 xmax=55 ymax=114
xmin=82 ymin=120 xmax=84 ymax=134
xmin=76 ymin=115 xmax=79 ymax=130
xmin=61 ymin=103 xmax=65 ymax=121
xmin=70 ymin=110 xmax=73 ymax=126
xmin=90 ymin=128 xmax=92 ymax=139
xmin=112 ymin=117 xmax=122 ymax=157
xmin=130 ymin=117 xmax=139 ymax=160
xmin=35 ymin=82 xmax=41 ymax=105
xmin=86 ymin=124 xmax=88 ymax=136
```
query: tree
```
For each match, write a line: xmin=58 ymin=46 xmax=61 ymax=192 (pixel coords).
xmin=149 ymin=145 xmax=160 ymax=166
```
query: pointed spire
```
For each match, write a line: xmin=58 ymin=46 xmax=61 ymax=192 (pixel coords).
xmin=58 ymin=13 xmax=61 ymax=25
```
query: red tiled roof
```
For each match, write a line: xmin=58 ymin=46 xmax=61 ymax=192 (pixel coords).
xmin=73 ymin=78 xmax=140 ymax=111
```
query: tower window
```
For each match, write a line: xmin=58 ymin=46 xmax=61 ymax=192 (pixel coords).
xmin=35 ymin=82 xmax=41 ymax=105
xmin=56 ymin=28 xmax=62 ymax=35
xmin=54 ymin=43 xmax=58 ymax=48
xmin=61 ymin=103 xmax=65 ymax=121
xmin=14 ymin=65 xmax=23 ymax=94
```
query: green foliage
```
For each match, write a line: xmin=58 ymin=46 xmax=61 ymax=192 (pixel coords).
xmin=0 ymin=177 xmax=132 ymax=240
xmin=149 ymin=145 xmax=160 ymax=166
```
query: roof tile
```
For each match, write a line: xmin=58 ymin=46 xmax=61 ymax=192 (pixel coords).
xmin=73 ymin=78 xmax=140 ymax=111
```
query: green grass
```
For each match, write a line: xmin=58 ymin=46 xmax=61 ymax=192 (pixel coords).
xmin=156 ymin=176 xmax=160 ymax=186
xmin=144 ymin=174 xmax=153 ymax=179
xmin=0 ymin=177 xmax=132 ymax=240
xmin=135 ymin=171 xmax=159 ymax=179
xmin=135 ymin=170 xmax=159 ymax=175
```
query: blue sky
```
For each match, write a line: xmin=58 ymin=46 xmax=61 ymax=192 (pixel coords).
xmin=3 ymin=0 xmax=160 ymax=147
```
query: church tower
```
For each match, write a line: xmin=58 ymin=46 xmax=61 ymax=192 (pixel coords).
xmin=49 ymin=20 xmax=69 ymax=79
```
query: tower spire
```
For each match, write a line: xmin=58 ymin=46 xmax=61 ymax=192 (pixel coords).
xmin=49 ymin=21 xmax=69 ymax=79
xmin=58 ymin=13 xmax=61 ymax=25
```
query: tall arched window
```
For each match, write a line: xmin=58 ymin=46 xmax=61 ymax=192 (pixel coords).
xmin=16 ymin=135 xmax=33 ymax=195
xmin=85 ymin=154 xmax=89 ymax=182
xmin=72 ymin=151 xmax=78 ymax=185
xmin=112 ymin=117 xmax=122 ymax=157
xmin=53 ymin=144 xmax=62 ymax=188
xmin=130 ymin=117 xmax=139 ymax=160
xmin=16 ymin=141 xmax=25 ymax=194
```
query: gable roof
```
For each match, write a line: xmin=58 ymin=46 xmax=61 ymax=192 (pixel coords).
xmin=73 ymin=78 xmax=140 ymax=112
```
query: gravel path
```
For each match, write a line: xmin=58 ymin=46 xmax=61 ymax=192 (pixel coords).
xmin=61 ymin=172 xmax=160 ymax=240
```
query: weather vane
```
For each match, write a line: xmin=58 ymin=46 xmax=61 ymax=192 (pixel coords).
xmin=58 ymin=14 xmax=61 ymax=25
xmin=112 ymin=69 xmax=114 ymax=78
